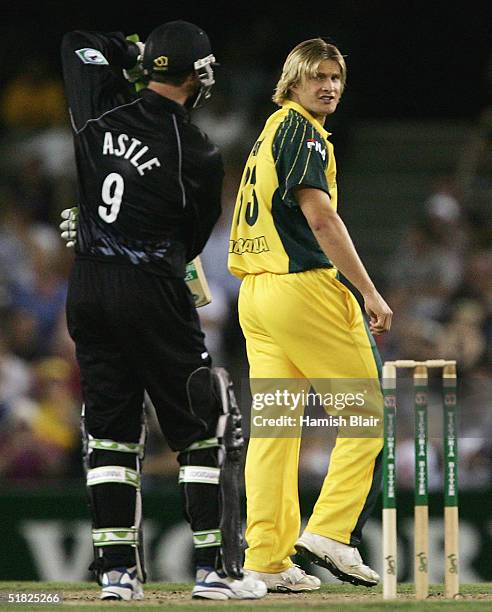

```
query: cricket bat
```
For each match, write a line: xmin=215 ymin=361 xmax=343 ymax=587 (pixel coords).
xmin=185 ymin=257 xmax=212 ymax=307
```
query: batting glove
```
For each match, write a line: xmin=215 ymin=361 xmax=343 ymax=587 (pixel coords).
xmin=59 ymin=207 xmax=78 ymax=248
xmin=124 ymin=34 xmax=147 ymax=91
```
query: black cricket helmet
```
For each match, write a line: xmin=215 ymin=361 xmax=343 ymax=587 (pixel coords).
xmin=143 ymin=20 xmax=217 ymax=108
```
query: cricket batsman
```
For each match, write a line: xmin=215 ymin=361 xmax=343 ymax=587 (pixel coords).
xmin=59 ymin=20 xmax=266 ymax=601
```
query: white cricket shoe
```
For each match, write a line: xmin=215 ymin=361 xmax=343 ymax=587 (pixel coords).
xmin=295 ymin=531 xmax=380 ymax=587
xmin=100 ymin=565 xmax=144 ymax=600
xmin=192 ymin=568 xmax=267 ymax=600
xmin=245 ymin=565 xmax=321 ymax=592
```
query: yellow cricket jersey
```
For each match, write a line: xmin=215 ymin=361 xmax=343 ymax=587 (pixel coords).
xmin=228 ymin=100 xmax=338 ymax=278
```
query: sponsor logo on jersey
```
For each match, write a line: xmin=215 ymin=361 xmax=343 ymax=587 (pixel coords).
xmin=229 ymin=236 xmax=270 ymax=255
xmin=306 ymin=138 xmax=326 ymax=161
xmin=75 ymin=48 xmax=109 ymax=65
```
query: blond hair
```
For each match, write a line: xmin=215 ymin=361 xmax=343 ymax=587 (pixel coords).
xmin=272 ymin=38 xmax=347 ymax=106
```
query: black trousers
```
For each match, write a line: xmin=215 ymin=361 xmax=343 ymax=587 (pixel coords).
xmin=67 ymin=259 xmax=223 ymax=572
xmin=66 ymin=258 xmax=218 ymax=451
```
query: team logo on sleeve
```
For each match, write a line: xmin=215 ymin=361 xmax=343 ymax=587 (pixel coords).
xmin=306 ymin=138 xmax=326 ymax=161
xmin=75 ymin=48 xmax=109 ymax=65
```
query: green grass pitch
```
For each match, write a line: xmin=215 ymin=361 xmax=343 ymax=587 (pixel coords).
xmin=0 ymin=582 xmax=491 ymax=610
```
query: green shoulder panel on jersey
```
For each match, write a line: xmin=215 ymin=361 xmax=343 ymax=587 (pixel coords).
xmin=272 ymin=109 xmax=330 ymax=208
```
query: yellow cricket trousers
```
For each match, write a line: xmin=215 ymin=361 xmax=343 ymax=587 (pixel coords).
xmin=238 ymin=268 xmax=383 ymax=573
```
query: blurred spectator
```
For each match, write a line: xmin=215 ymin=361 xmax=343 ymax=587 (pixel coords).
xmin=0 ymin=413 xmax=57 ymax=486
xmin=0 ymin=192 xmax=63 ymax=294
xmin=3 ymin=309 xmax=40 ymax=362
xmin=49 ymin=311 xmax=80 ymax=393
xmin=0 ymin=194 xmax=39 ymax=293
xmin=194 ymin=92 xmax=252 ymax=164
xmin=8 ymin=155 xmax=57 ymax=225
xmin=424 ymin=179 xmax=472 ymax=255
xmin=29 ymin=357 xmax=80 ymax=471
xmin=458 ymin=438 xmax=492 ymax=490
xmin=8 ymin=246 xmax=68 ymax=356
xmin=439 ymin=249 xmax=492 ymax=369
xmin=0 ymin=59 xmax=67 ymax=132
xmin=197 ymin=283 xmax=230 ymax=366
xmin=21 ymin=126 xmax=76 ymax=182
xmin=200 ymin=166 xmax=242 ymax=300
xmin=0 ymin=356 xmax=80 ymax=486
xmin=384 ymin=218 xmax=464 ymax=320
xmin=434 ymin=298 xmax=487 ymax=372
xmin=199 ymin=166 xmax=242 ymax=366
xmin=0 ymin=329 xmax=33 ymax=425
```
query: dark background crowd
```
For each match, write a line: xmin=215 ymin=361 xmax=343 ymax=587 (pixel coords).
xmin=0 ymin=2 xmax=491 ymax=492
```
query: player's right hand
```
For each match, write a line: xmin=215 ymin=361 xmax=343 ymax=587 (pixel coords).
xmin=59 ymin=207 xmax=78 ymax=248
xmin=123 ymin=34 xmax=147 ymax=91
xmin=363 ymin=290 xmax=393 ymax=335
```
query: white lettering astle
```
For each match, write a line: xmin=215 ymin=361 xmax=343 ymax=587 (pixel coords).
xmin=102 ymin=132 xmax=161 ymax=175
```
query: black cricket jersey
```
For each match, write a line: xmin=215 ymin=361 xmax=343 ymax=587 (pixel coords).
xmin=61 ymin=30 xmax=223 ymax=277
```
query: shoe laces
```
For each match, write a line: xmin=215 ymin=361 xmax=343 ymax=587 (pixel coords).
xmin=281 ymin=565 xmax=307 ymax=584
xmin=102 ymin=566 xmax=137 ymax=585
xmin=353 ymin=548 xmax=363 ymax=564
xmin=196 ymin=567 xmax=217 ymax=582
xmin=343 ymin=547 xmax=364 ymax=568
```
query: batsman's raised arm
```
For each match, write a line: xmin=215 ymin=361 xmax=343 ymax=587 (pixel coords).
xmin=61 ymin=30 xmax=142 ymax=132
